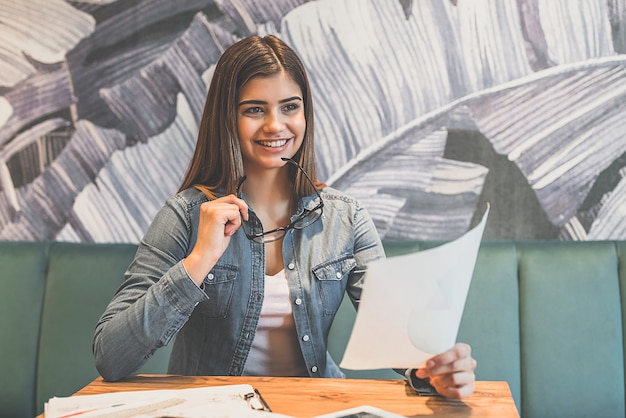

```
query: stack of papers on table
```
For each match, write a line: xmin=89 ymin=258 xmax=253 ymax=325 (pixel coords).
xmin=313 ymin=405 xmax=404 ymax=417
xmin=44 ymin=384 xmax=288 ymax=417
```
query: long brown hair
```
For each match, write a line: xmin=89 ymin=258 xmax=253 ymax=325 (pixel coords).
xmin=178 ymin=35 xmax=320 ymax=199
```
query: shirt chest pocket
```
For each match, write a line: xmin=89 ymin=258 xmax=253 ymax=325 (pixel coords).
xmin=312 ymin=256 xmax=356 ymax=316
xmin=194 ymin=263 xmax=237 ymax=318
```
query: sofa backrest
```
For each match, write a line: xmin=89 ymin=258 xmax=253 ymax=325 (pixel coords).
xmin=0 ymin=242 xmax=173 ymax=417
xmin=514 ymin=241 xmax=625 ymax=418
xmin=0 ymin=242 xmax=49 ymax=418
xmin=36 ymin=243 xmax=155 ymax=413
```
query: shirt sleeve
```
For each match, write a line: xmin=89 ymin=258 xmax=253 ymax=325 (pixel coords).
xmin=93 ymin=194 xmax=208 ymax=381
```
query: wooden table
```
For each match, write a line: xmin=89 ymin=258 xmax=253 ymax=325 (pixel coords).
xmin=57 ymin=374 xmax=519 ymax=417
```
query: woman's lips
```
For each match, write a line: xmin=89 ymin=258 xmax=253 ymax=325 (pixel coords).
xmin=256 ymin=139 xmax=289 ymax=148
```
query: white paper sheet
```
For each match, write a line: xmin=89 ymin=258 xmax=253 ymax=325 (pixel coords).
xmin=340 ymin=204 xmax=490 ymax=370
xmin=44 ymin=384 xmax=290 ymax=418
xmin=314 ymin=405 xmax=404 ymax=418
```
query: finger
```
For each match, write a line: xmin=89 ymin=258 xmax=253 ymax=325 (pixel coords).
xmin=436 ymin=355 xmax=477 ymax=377
xmin=427 ymin=343 xmax=473 ymax=374
xmin=437 ymin=343 xmax=472 ymax=365
xmin=416 ymin=352 xmax=476 ymax=383
xmin=219 ymin=194 xmax=249 ymax=221
xmin=201 ymin=197 xmax=248 ymax=226
xmin=223 ymin=212 xmax=243 ymax=236
xmin=430 ymin=369 xmax=475 ymax=389
xmin=431 ymin=378 xmax=475 ymax=400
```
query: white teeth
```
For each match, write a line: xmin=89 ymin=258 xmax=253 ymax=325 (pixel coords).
xmin=258 ymin=139 xmax=287 ymax=147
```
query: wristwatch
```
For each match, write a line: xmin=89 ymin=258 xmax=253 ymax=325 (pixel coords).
xmin=405 ymin=369 xmax=439 ymax=396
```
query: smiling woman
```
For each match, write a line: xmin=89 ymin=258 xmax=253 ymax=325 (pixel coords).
xmin=92 ymin=35 xmax=477 ymax=400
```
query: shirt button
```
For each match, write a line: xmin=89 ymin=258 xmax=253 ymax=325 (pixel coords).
xmin=207 ymin=273 xmax=214 ymax=281
xmin=295 ymin=298 xmax=302 ymax=305
xmin=311 ymin=366 xmax=318 ymax=373
xmin=335 ymin=272 xmax=342 ymax=279
xmin=302 ymin=335 xmax=309 ymax=342
xmin=288 ymin=263 xmax=295 ymax=270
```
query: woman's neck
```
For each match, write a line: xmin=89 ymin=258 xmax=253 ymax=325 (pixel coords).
xmin=241 ymin=168 xmax=294 ymax=224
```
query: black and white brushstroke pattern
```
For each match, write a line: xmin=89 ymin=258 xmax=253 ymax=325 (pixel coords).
xmin=0 ymin=0 xmax=625 ymax=243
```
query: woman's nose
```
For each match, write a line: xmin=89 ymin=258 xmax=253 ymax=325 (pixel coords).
xmin=263 ymin=111 xmax=285 ymax=132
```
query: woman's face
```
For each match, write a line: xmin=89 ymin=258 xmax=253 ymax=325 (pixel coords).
xmin=237 ymin=71 xmax=306 ymax=171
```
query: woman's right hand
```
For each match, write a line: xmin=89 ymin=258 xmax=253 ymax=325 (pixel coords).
xmin=183 ymin=194 xmax=248 ymax=286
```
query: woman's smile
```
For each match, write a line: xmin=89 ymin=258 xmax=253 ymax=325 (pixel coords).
xmin=256 ymin=138 xmax=289 ymax=148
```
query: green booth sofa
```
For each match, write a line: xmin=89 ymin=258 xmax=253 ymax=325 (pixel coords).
xmin=1 ymin=240 xmax=625 ymax=418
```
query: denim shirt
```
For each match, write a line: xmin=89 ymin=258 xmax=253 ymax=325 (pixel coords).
xmin=93 ymin=186 xmax=385 ymax=381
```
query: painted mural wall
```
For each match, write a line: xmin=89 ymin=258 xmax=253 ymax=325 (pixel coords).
xmin=0 ymin=0 xmax=625 ymax=243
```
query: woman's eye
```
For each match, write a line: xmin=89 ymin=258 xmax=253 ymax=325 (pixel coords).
xmin=244 ymin=106 xmax=263 ymax=114
xmin=282 ymin=103 xmax=300 ymax=112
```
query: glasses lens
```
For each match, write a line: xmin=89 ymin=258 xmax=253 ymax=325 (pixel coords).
xmin=293 ymin=205 xmax=322 ymax=229
xmin=242 ymin=212 xmax=263 ymax=237
xmin=243 ymin=211 xmax=288 ymax=243
xmin=254 ymin=230 xmax=287 ymax=243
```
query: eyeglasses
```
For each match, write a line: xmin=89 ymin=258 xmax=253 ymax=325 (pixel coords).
xmin=236 ymin=157 xmax=324 ymax=243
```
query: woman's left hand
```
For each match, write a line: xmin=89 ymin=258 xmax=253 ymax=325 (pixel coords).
xmin=415 ymin=342 xmax=477 ymax=399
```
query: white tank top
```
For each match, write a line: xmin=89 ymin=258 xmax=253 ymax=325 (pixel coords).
xmin=242 ymin=269 xmax=308 ymax=376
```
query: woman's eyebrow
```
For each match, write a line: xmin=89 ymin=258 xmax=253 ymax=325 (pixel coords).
xmin=238 ymin=96 xmax=302 ymax=107
xmin=280 ymin=96 xmax=303 ymax=103
xmin=238 ymin=99 xmax=266 ymax=107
